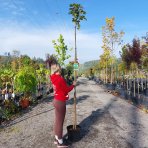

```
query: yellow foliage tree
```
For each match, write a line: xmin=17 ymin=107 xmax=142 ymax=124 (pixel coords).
xmin=101 ymin=17 xmax=124 ymax=83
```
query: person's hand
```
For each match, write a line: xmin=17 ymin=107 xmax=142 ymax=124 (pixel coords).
xmin=73 ymin=81 xmax=77 ymax=86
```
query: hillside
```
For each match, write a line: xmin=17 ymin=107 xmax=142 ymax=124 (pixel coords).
xmin=79 ymin=60 xmax=99 ymax=73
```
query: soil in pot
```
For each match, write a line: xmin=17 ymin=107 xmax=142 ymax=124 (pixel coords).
xmin=67 ymin=125 xmax=81 ymax=142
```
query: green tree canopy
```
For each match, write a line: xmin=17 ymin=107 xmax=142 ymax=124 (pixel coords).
xmin=69 ymin=3 xmax=86 ymax=29
xmin=52 ymin=34 xmax=71 ymax=67
xmin=14 ymin=66 xmax=37 ymax=97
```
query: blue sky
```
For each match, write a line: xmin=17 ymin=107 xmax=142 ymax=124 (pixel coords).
xmin=0 ymin=0 xmax=147 ymax=63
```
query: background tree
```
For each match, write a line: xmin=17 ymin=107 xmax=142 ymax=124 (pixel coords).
xmin=12 ymin=50 xmax=20 ymax=58
xmin=120 ymin=45 xmax=131 ymax=69
xmin=52 ymin=34 xmax=71 ymax=67
xmin=14 ymin=66 xmax=37 ymax=98
xmin=36 ymin=64 xmax=47 ymax=84
xmin=11 ymin=50 xmax=20 ymax=72
xmin=130 ymin=39 xmax=142 ymax=66
xmin=141 ymin=33 xmax=148 ymax=70
xmin=18 ymin=55 xmax=32 ymax=69
xmin=0 ymin=68 xmax=14 ymax=89
xmin=118 ymin=61 xmax=127 ymax=81
xmin=120 ymin=38 xmax=142 ymax=69
xmin=100 ymin=33 xmax=112 ymax=83
xmin=65 ymin=62 xmax=74 ymax=84
xmin=130 ymin=62 xmax=138 ymax=76
xmin=141 ymin=47 xmax=148 ymax=70
xmin=0 ymin=52 xmax=12 ymax=69
xmin=102 ymin=17 xmax=124 ymax=83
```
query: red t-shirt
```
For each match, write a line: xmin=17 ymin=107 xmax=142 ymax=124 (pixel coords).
xmin=50 ymin=74 xmax=74 ymax=101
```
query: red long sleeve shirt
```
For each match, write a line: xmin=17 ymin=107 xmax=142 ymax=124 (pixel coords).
xmin=50 ymin=74 xmax=74 ymax=101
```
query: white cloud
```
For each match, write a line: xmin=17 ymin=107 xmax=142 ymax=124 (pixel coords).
xmin=1 ymin=25 xmax=145 ymax=63
xmin=0 ymin=0 xmax=26 ymax=17
xmin=0 ymin=26 xmax=102 ymax=63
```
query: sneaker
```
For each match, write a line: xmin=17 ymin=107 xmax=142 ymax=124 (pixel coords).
xmin=57 ymin=141 xmax=69 ymax=148
xmin=54 ymin=138 xmax=58 ymax=144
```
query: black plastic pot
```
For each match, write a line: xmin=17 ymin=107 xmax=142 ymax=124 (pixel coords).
xmin=67 ymin=125 xmax=81 ymax=142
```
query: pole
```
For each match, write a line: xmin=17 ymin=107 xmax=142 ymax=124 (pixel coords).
xmin=73 ymin=25 xmax=77 ymax=130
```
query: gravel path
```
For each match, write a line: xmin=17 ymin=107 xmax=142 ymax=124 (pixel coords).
xmin=0 ymin=77 xmax=148 ymax=148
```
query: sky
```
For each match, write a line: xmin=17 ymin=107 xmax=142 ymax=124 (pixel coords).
xmin=0 ymin=0 xmax=147 ymax=63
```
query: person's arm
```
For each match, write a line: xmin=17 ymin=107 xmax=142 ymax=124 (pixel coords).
xmin=60 ymin=77 xmax=75 ymax=93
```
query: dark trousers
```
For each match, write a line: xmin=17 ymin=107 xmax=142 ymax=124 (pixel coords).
xmin=53 ymin=99 xmax=66 ymax=139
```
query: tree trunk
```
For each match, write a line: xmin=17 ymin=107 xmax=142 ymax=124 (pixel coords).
xmin=141 ymin=78 xmax=143 ymax=92
xmin=111 ymin=63 xmax=113 ymax=84
xmin=116 ymin=64 xmax=118 ymax=84
xmin=104 ymin=69 xmax=105 ymax=83
xmin=137 ymin=70 xmax=139 ymax=95
xmin=134 ymin=78 xmax=136 ymax=97
xmin=106 ymin=63 xmax=107 ymax=83
xmin=73 ymin=25 xmax=77 ymax=130
xmin=111 ymin=41 xmax=113 ymax=84
xmin=127 ymin=78 xmax=128 ymax=91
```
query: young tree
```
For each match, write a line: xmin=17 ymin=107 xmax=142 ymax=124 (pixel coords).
xmin=69 ymin=3 xmax=86 ymax=62
xmin=118 ymin=61 xmax=127 ymax=81
xmin=69 ymin=3 xmax=86 ymax=129
xmin=141 ymin=33 xmax=148 ymax=70
xmin=131 ymin=39 xmax=142 ymax=65
xmin=141 ymin=47 xmax=148 ymax=70
xmin=120 ymin=45 xmax=131 ymax=69
xmin=18 ymin=55 xmax=32 ymax=68
xmin=14 ymin=66 xmax=37 ymax=98
xmin=52 ymin=34 xmax=71 ymax=67
xmin=102 ymin=17 xmax=124 ymax=83
xmin=100 ymin=34 xmax=112 ymax=83
xmin=120 ymin=38 xmax=142 ymax=68
xmin=0 ymin=68 xmax=14 ymax=90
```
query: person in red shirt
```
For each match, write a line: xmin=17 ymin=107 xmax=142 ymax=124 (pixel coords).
xmin=50 ymin=64 xmax=76 ymax=148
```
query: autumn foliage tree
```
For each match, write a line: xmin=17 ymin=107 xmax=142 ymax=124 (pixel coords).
xmin=141 ymin=33 xmax=148 ymax=70
xmin=100 ymin=17 xmax=124 ymax=83
xmin=120 ymin=38 xmax=142 ymax=69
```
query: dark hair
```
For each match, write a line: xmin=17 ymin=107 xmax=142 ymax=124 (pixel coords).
xmin=45 ymin=54 xmax=58 ymax=68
